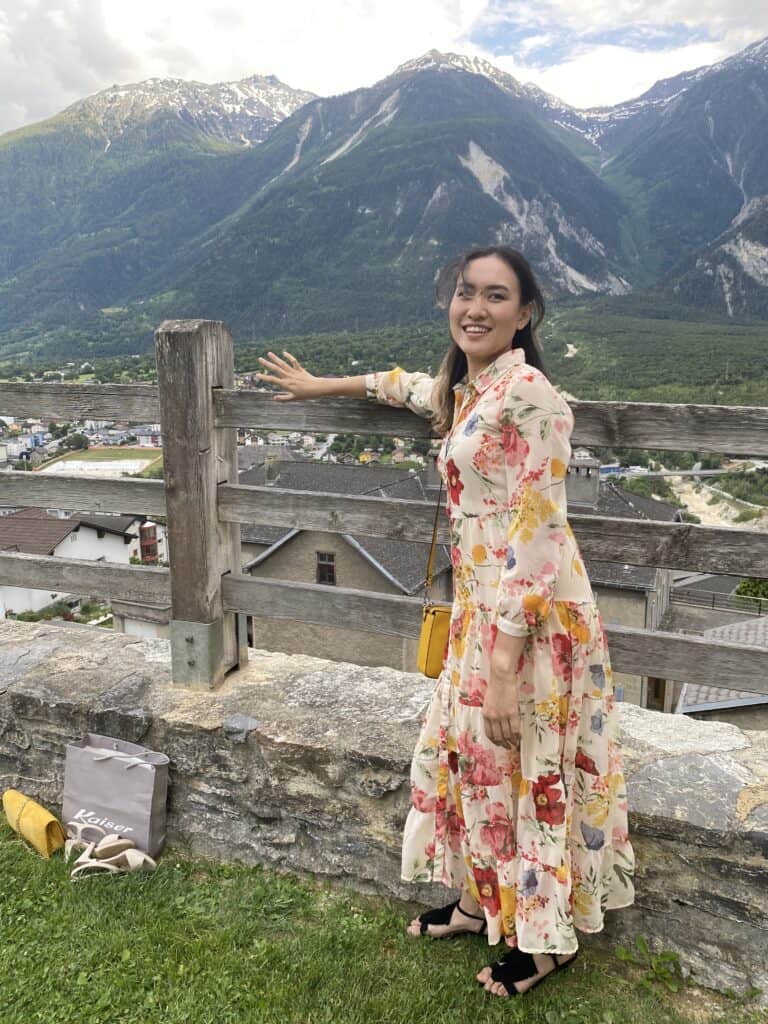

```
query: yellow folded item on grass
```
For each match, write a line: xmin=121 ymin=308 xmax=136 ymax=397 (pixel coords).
xmin=2 ymin=789 xmax=67 ymax=858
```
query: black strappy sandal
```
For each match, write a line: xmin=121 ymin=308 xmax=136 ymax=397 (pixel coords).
xmin=414 ymin=899 xmax=488 ymax=938
xmin=480 ymin=947 xmax=579 ymax=995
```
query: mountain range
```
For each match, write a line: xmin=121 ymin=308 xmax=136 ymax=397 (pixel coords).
xmin=1 ymin=38 xmax=767 ymax=360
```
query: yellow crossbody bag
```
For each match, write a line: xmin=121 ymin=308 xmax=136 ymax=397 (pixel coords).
xmin=416 ymin=478 xmax=452 ymax=678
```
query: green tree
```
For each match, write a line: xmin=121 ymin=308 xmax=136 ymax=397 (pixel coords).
xmin=62 ymin=433 xmax=89 ymax=450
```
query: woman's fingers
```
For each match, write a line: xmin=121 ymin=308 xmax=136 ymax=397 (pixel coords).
xmin=257 ymin=352 xmax=312 ymax=387
xmin=257 ymin=350 xmax=296 ymax=373
xmin=266 ymin=350 xmax=294 ymax=371
xmin=484 ymin=715 xmax=520 ymax=748
xmin=257 ymin=358 xmax=287 ymax=378
xmin=255 ymin=371 xmax=285 ymax=386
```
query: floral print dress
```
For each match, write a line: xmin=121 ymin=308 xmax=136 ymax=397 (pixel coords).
xmin=365 ymin=346 xmax=635 ymax=954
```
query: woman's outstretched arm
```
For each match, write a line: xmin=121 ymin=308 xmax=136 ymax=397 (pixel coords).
xmin=256 ymin=351 xmax=438 ymax=419
xmin=256 ymin=350 xmax=367 ymax=400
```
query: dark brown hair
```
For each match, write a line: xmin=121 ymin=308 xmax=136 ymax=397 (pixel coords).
xmin=431 ymin=246 xmax=547 ymax=434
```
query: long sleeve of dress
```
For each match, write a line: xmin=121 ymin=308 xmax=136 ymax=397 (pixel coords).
xmin=494 ymin=373 xmax=574 ymax=637
xmin=364 ymin=367 xmax=437 ymax=419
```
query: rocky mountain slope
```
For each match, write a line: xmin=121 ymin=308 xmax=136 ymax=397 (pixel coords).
xmin=1 ymin=38 xmax=767 ymax=358
xmin=69 ymin=73 xmax=317 ymax=147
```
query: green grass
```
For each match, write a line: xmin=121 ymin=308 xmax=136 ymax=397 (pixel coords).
xmin=0 ymin=824 xmax=763 ymax=1024
xmin=134 ymin=456 xmax=164 ymax=478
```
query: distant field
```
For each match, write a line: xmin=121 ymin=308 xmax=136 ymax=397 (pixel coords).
xmin=55 ymin=446 xmax=160 ymax=462
xmin=38 ymin=446 xmax=163 ymax=477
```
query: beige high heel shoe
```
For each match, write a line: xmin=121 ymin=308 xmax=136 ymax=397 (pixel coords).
xmin=70 ymin=843 xmax=157 ymax=881
xmin=64 ymin=821 xmax=107 ymax=863
xmin=92 ymin=834 xmax=136 ymax=860
xmin=65 ymin=826 xmax=135 ymax=865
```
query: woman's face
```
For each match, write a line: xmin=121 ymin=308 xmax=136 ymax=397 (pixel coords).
xmin=448 ymin=255 xmax=531 ymax=372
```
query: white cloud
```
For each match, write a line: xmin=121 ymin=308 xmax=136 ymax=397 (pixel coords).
xmin=0 ymin=1 xmax=139 ymax=134
xmin=100 ymin=0 xmax=489 ymax=95
xmin=517 ymin=33 xmax=556 ymax=56
xmin=493 ymin=40 xmax=736 ymax=108
xmin=0 ymin=0 xmax=765 ymax=133
xmin=463 ymin=0 xmax=767 ymax=106
xmin=479 ymin=0 xmax=767 ymax=35
xmin=0 ymin=0 xmax=488 ymax=132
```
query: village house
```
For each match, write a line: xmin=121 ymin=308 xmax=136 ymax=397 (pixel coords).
xmin=133 ymin=424 xmax=163 ymax=448
xmin=675 ymin=615 xmax=768 ymax=729
xmin=237 ymin=458 xmax=452 ymax=671
xmin=0 ymin=508 xmax=166 ymax=620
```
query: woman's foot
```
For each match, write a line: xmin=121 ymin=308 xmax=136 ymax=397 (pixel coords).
xmin=476 ymin=948 xmax=578 ymax=996
xmin=406 ymin=896 xmax=487 ymax=938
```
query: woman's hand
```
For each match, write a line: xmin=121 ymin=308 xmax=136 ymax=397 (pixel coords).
xmin=482 ymin=631 xmax=525 ymax=749
xmin=482 ymin=679 xmax=521 ymax=750
xmin=255 ymin=350 xmax=321 ymax=401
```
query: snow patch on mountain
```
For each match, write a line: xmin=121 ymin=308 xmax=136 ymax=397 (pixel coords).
xmin=395 ymin=49 xmax=586 ymax=120
xmin=69 ymin=74 xmax=316 ymax=147
xmin=394 ymin=50 xmax=523 ymax=97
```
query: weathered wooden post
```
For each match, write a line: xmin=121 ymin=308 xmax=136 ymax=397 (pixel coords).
xmin=155 ymin=319 xmax=247 ymax=688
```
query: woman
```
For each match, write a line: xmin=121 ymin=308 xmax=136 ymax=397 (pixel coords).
xmin=255 ymin=245 xmax=635 ymax=999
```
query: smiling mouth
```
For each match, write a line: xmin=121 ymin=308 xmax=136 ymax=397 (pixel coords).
xmin=462 ymin=325 xmax=491 ymax=336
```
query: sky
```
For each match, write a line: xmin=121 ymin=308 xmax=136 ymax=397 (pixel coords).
xmin=0 ymin=0 xmax=765 ymax=135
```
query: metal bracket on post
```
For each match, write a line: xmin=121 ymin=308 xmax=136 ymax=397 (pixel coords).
xmin=170 ymin=619 xmax=225 ymax=690
xmin=235 ymin=611 xmax=249 ymax=668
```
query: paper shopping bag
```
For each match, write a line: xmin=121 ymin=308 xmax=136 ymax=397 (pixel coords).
xmin=62 ymin=733 xmax=169 ymax=857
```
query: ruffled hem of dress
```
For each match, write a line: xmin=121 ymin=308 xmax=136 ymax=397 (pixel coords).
xmin=575 ymin=897 xmax=637 ymax=935
xmin=503 ymin=939 xmax=580 ymax=955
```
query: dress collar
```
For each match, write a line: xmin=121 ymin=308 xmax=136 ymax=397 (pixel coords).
xmin=452 ymin=346 xmax=527 ymax=397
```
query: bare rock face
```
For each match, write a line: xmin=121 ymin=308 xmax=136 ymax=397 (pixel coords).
xmin=1 ymin=620 xmax=766 ymax=1004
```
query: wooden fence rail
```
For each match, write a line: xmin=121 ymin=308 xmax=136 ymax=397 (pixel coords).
xmin=1 ymin=318 xmax=766 ymax=695
xmin=2 ymin=551 xmax=765 ymax=695
xmin=3 ymin=469 xmax=765 ymax=578
xmin=2 ymin=381 xmax=767 ymax=454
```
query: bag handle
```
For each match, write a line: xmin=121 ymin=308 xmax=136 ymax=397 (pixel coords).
xmin=424 ymin=476 xmax=444 ymax=603
xmin=91 ymin=752 xmax=155 ymax=771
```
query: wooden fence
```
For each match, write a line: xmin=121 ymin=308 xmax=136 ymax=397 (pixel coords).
xmin=1 ymin=318 xmax=767 ymax=693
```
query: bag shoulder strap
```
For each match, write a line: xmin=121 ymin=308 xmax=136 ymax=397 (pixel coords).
xmin=424 ymin=476 xmax=444 ymax=598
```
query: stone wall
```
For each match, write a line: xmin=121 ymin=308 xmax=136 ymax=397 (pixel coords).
xmin=0 ymin=620 xmax=766 ymax=1005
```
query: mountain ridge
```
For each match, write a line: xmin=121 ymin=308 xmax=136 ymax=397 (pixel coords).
xmin=1 ymin=36 xmax=767 ymax=359
xmin=32 ymin=73 xmax=317 ymax=149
